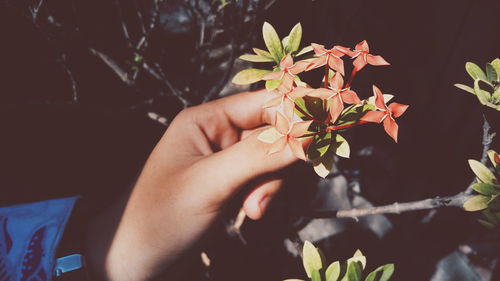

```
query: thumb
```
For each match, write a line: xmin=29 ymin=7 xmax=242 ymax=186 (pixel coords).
xmin=191 ymin=127 xmax=298 ymax=202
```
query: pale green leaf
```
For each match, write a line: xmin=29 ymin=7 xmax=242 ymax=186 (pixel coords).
xmin=485 ymin=63 xmax=498 ymax=82
xmin=253 ymin=48 xmax=273 ymax=59
xmin=326 ymin=261 xmax=341 ymax=281
xmin=265 ymin=79 xmax=281 ymax=91
xmin=232 ymin=68 xmax=271 ymax=85
xmin=285 ymin=23 xmax=302 ymax=54
xmin=491 ymin=58 xmax=500 ymax=78
xmin=348 ymin=250 xmax=366 ymax=269
xmin=311 ymin=269 xmax=322 ymax=281
xmin=296 ymin=45 xmax=313 ymax=57
xmin=454 ymin=83 xmax=475 ymax=95
xmin=282 ymin=36 xmax=289 ymax=49
xmin=473 ymin=80 xmax=491 ymax=105
xmin=257 ymin=127 xmax=282 ymax=144
xmin=466 ymin=62 xmax=487 ymax=81
xmin=472 ymin=183 xmax=500 ymax=196
xmin=239 ymin=54 xmax=274 ymax=62
xmin=468 ymin=159 xmax=496 ymax=183
xmin=333 ymin=134 xmax=350 ymax=158
xmin=364 ymin=264 xmax=395 ymax=281
xmin=463 ymin=195 xmax=490 ymax=211
xmin=303 ymin=241 xmax=323 ymax=278
xmin=262 ymin=22 xmax=284 ymax=63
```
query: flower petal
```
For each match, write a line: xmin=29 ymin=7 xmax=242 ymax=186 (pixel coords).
xmin=311 ymin=43 xmax=327 ymax=55
xmin=263 ymin=96 xmax=283 ymax=108
xmin=360 ymin=110 xmax=386 ymax=123
xmin=328 ymin=55 xmax=344 ymax=76
xmin=280 ymin=54 xmax=294 ymax=69
xmin=289 ymin=86 xmax=313 ymax=99
xmin=329 ymin=95 xmax=344 ymax=123
xmin=280 ymin=73 xmax=295 ymax=91
xmin=372 ymin=85 xmax=387 ymax=109
xmin=353 ymin=55 xmax=367 ymax=70
xmin=290 ymin=120 xmax=313 ymax=137
xmin=306 ymin=56 xmax=327 ymax=71
xmin=367 ymin=55 xmax=390 ymax=66
xmin=355 ymin=40 xmax=369 ymax=52
xmin=383 ymin=117 xmax=399 ymax=142
xmin=308 ymin=88 xmax=334 ymax=99
xmin=334 ymin=45 xmax=353 ymax=56
xmin=329 ymin=72 xmax=344 ymax=90
xmin=288 ymin=138 xmax=307 ymax=160
xmin=341 ymin=90 xmax=361 ymax=104
xmin=268 ymin=136 xmax=287 ymax=154
xmin=289 ymin=61 xmax=309 ymax=75
xmin=283 ymin=97 xmax=295 ymax=120
xmin=262 ymin=71 xmax=283 ymax=81
xmin=388 ymin=103 xmax=409 ymax=118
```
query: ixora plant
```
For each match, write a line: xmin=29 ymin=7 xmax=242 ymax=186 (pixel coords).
xmin=232 ymin=22 xmax=408 ymax=178
xmin=286 ymin=241 xmax=394 ymax=281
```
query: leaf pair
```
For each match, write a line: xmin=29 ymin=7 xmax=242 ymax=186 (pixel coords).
xmin=285 ymin=241 xmax=394 ymax=281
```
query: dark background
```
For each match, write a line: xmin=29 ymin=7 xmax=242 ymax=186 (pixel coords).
xmin=0 ymin=0 xmax=499 ymax=280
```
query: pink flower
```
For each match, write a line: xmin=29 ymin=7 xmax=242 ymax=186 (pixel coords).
xmin=307 ymin=72 xmax=361 ymax=122
xmin=262 ymin=54 xmax=308 ymax=91
xmin=361 ymin=85 xmax=409 ymax=142
xmin=306 ymin=43 xmax=348 ymax=76
xmin=269 ymin=112 xmax=313 ymax=160
xmin=263 ymin=86 xmax=313 ymax=120
xmin=345 ymin=40 xmax=389 ymax=71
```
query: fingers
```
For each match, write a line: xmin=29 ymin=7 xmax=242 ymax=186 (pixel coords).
xmin=243 ymin=178 xmax=283 ymax=220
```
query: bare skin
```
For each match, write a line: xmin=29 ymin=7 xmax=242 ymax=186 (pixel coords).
xmin=84 ymin=89 xmax=301 ymax=281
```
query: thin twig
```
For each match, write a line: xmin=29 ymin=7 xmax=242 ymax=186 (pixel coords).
xmin=466 ymin=115 xmax=494 ymax=194
xmin=59 ymin=53 xmax=78 ymax=103
xmin=89 ymin=48 xmax=134 ymax=85
xmin=306 ymin=192 xmax=474 ymax=219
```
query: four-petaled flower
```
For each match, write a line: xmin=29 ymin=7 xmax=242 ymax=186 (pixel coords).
xmin=306 ymin=43 xmax=348 ymax=76
xmin=344 ymin=40 xmax=390 ymax=71
xmin=361 ymin=85 xmax=408 ymax=142
xmin=264 ymin=86 xmax=313 ymax=120
xmin=308 ymin=72 xmax=361 ymax=122
xmin=269 ymin=112 xmax=313 ymax=160
xmin=262 ymin=54 xmax=308 ymax=91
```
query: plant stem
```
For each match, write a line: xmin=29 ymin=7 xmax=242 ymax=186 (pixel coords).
xmin=328 ymin=120 xmax=368 ymax=131
xmin=324 ymin=65 xmax=329 ymax=88
xmin=345 ymin=68 xmax=358 ymax=88
xmin=306 ymin=192 xmax=474 ymax=219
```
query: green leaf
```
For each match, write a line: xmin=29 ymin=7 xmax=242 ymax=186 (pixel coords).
xmin=468 ymin=159 xmax=496 ymax=183
xmin=454 ymin=83 xmax=475 ymax=95
xmin=486 ymin=63 xmax=498 ymax=82
xmin=347 ymin=250 xmax=366 ymax=269
xmin=307 ymin=132 xmax=333 ymax=160
xmin=311 ymin=269 xmax=322 ymax=281
xmin=466 ymin=62 xmax=487 ymax=81
xmin=294 ymin=96 xmax=328 ymax=121
xmin=252 ymin=48 xmax=273 ymax=59
xmin=333 ymin=134 xmax=350 ymax=158
xmin=472 ymin=183 xmax=500 ymax=196
xmin=257 ymin=127 xmax=282 ymax=144
xmin=265 ymin=79 xmax=281 ymax=91
xmin=313 ymin=149 xmax=335 ymax=178
xmin=336 ymin=104 xmax=376 ymax=127
xmin=282 ymin=36 xmax=289 ymax=49
xmin=326 ymin=261 xmax=341 ymax=281
xmin=262 ymin=22 xmax=284 ymax=63
xmin=285 ymin=23 xmax=302 ymax=54
xmin=478 ymin=219 xmax=496 ymax=229
xmin=232 ymin=68 xmax=271 ymax=85
xmin=491 ymin=58 xmax=500 ymax=78
xmin=344 ymin=261 xmax=362 ymax=281
xmin=239 ymin=54 xmax=274 ymax=62
xmin=296 ymin=45 xmax=313 ymax=57
xmin=463 ymin=195 xmax=490 ymax=211
xmin=364 ymin=264 xmax=395 ymax=281
xmin=303 ymin=241 xmax=323 ymax=278
xmin=487 ymin=193 xmax=500 ymax=210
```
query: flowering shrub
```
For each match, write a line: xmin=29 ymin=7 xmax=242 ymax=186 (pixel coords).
xmin=233 ymin=22 xmax=408 ymax=177
xmin=285 ymin=241 xmax=394 ymax=281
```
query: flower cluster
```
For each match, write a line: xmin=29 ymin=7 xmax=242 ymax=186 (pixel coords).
xmin=233 ymin=22 xmax=409 ymax=177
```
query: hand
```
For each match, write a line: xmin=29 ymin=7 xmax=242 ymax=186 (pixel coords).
xmin=84 ymin=89 xmax=302 ymax=281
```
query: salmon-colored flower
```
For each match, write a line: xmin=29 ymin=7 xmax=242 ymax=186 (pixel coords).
xmin=264 ymin=86 xmax=313 ymax=120
xmin=262 ymin=54 xmax=308 ymax=91
xmin=306 ymin=43 xmax=348 ymax=76
xmin=344 ymin=40 xmax=389 ymax=71
xmin=268 ymin=112 xmax=313 ymax=160
xmin=361 ymin=85 xmax=408 ymax=142
xmin=308 ymin=72 xmax=361 ymax=122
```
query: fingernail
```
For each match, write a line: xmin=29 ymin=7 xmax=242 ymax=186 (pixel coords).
xmin=259 ymin=196 xmax=271 ymax=215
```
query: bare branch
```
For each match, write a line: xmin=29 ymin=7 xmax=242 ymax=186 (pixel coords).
xmin=466 ymin=115 xmax=495 ymax=194
xmin=89 ymin=48 xmax=134 ymax=85
xmin=306 ymin=192 xmax=474 ymax=219
xmin=58 ymin=53 xmax=78 ymax=103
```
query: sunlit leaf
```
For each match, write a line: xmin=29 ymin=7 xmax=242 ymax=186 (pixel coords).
xmin=239 ymin=54 xmax=274 ymax=62
xmin=473 ymin=79 xmax=492 ymax=105
xmin=311 ymin=269 xmax=322 ymax=281
xmin=266 ymin=79 xmax=281 ymax=91
xmin=466 ymin=62 xmax=487 ymax=81
xmin=333 ymin=134 xmax=350 ymax=158
xmin=491 ymin=58 xmax=500 ymax=78
xmin=285 ymin=23 xmax=302 ymax=54
xmin=468 ymin=159 xmax=496 ymax=183
xmin=253 ymin=48 xmax=273 ymax=59
xmin=463 ymin=195 xmax=490 ymax=211
xmin=364 ymin=264 xmax=395 ymax=281
xmin=313 ymin=149 xmax=335 ymax=178
xmin=336 ymin=104 xmax=376 ymax=127
xmin=303 ymin=241 xmax=323 ymax=278
xmin=348 ymin=250 xmax=367 ymax=269
xmin=454 ymin=84 xmax=475 ymax=95
xmin=326 ymin=261 xmax=341 ymax=281
xmin=232 ymin=68 xmax=271 ymax=85
xmin=263 ymin=22 xmax=284 ymax=63
xmin=307 ymin=132 xmax=333 ymax=160
xmin=296 ymin=45 xmax=313 ymax=57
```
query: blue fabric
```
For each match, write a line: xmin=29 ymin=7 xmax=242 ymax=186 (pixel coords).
xmin=0 ymin=197 xmax=78 ymax=281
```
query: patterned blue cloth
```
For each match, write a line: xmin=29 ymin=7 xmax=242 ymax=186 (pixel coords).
xmin=0 ymin=197 xmax=78 ymax=281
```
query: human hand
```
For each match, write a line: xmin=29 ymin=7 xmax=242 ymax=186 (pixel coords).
xmin=84 ymin=89 xmax=304 ymax=281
